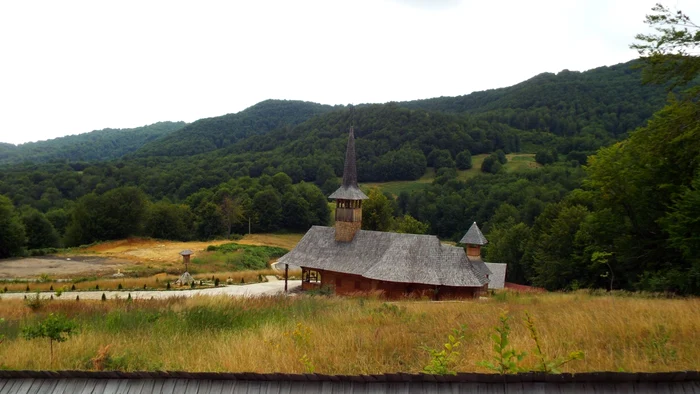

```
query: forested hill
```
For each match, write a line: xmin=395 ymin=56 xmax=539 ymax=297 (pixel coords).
xmin=400 ymin=60 xmax=668 ymax=148
xmin=0 ymin=122 xmax=185 ymax=166
xmin=131 ymin=99 xmax=337 ymax=158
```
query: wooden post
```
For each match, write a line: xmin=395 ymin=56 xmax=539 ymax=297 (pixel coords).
xmin=284 ymin=264 xmax=289 ymax=293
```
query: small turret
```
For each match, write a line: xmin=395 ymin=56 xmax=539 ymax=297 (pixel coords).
xmin=459 ymin=222 xmax=488 ymax=258
xmin=329 ymin=127 xmax=368 ymax=242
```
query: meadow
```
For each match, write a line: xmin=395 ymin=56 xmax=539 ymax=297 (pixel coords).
xmin=365 ymin=154 xmax=540 ymax=195
xmin=0 ymin=239 xmax=297 ymax=293
xmin=0 ymin=291 xmax=697 ymax=374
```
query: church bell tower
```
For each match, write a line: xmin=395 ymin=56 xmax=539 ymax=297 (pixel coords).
xmin=329 ymin=127 xmax=368 ymax=242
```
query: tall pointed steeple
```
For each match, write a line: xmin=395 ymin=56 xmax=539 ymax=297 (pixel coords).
xmin=330 ymin=127 xmax=368 ymax=242
xmin=329 ymin=127 xmax=369 ymax=201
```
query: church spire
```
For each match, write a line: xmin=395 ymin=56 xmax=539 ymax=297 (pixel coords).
xmin=329 ymin=127 xmax=368 ymax=201
xmin=341 ymin=127 xmax=359 ymax=189
xmin=330 ymin=126 xmax=368 ymax=242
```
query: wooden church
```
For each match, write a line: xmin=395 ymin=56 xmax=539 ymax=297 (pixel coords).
xmin=278 ymin=128 xmax=494 ymax=299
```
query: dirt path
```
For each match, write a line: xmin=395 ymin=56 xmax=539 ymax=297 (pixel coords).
xmin=0 ymin=280 xmax=301 ymax=300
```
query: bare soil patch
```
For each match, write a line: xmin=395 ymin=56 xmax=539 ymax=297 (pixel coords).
xmin=0 ymin=256 xmax=127 ymax=279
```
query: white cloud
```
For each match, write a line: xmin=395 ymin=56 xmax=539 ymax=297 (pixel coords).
xmin=0 ymin=0 xmax=698 ymax=144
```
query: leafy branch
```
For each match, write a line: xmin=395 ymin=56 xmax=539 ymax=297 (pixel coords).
xmin=478 ymin=311 xmax=526 ymax=374
xmin=422 ymin=324 xmax=467 ymax=375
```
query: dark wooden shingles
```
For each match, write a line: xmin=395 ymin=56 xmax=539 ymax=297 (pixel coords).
xmin=100 ymin=379 xmax=122 ymax=394
xmin=76 ymin=379 xmax=99 ymax=394
xmin=169 ymin=379 xmax=190 ymax=394
xmin=217 ymin=380 xmax=239 ymax=394
xmin=135 ymin=380 xmax=156 ymax=394
xmin=90 ymin=380 xmax=108 ymax=394
xmin=386 ymin=382 xmax=410 ymax=394
xmin=272 ymin=380 xmax=291 ymax=394
xmin=682 ymin=381 xmax=700 ymax=394
xmin=149 ymin=380 xmax=166 ymax=394
xmin=125 ymin=379 xmax=145 ymax=394
xmin=260 ymin=381 xmax=281 ymax=394
xmin=7 ymin=379 xmax=34 ymax=394
xmin=207 ymin=381 xmax=225 ymax=394
xmin=246 ymin=380 xmax=263 ymax=394
xmin=0 ymin=379 xmax=20 ymax=394
xmin=23 ymin=379 xmax=45 ymax=394
xmin=193 ymin=379 xmax=211 ymax=394
xmin=158 ymin=379 xmax=178 ymax=394
xmin=29 ymin=380 xmax=58 ymax=394
xmin=45 ymin=380 xmax=69 ymax=394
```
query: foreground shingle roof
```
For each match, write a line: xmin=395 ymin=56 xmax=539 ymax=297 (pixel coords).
xmin=484 ymin=262 xmax=507 ymax=289
xmin=459 ymin=222 xmax=488 ymax=245
xmin=278 ymin=226 xmax=489 ymax=287
xmin=0 ymin=370 xmax=698 ymax=394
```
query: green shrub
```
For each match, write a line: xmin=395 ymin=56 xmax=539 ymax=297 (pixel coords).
xmin=478 ymin=311 xmax=526 ymax=374
xmin=422 ymin=324 xmax=467 ymax=375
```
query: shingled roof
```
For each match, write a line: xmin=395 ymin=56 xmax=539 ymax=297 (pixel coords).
xmin=278 ymin=226 xmax=490 ymax=287
xmin=484 ymin=262 xmax=507 ymax=289
xmin=328 ymin=127 xmax=368 ymax=200
xmin=459 ymin=222 xmax=488 ymax=245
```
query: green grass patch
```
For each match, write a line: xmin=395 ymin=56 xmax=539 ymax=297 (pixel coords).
xmin=194 ymin=243 xmax=289 ymax=271
xmin=366 ymin=154 xmax=539 ymax=195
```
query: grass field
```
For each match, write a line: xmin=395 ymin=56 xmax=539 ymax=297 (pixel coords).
xmin=0 ymin=291 xmax=697 ymax=373
xmin=365 ymin=154 xmax=540 ymax=196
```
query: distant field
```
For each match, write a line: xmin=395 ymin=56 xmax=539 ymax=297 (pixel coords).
xmin=0 ymin=291 xmax=697 ymax=373
xmin=0 ymin=234 xmax=305 ymax=290
xmin=365 ymin=153 xmax=540 ymax=195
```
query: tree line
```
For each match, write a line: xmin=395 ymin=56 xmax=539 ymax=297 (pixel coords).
xmin=0 ymin=174 xmax=329 ymax=257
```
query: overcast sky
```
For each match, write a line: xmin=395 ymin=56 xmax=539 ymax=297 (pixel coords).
xmin=1 ymin=0 xmax=698 ymax=145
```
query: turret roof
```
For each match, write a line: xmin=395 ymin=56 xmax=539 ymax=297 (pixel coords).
xmin=459 ymin=222 xmax=488 ymax=245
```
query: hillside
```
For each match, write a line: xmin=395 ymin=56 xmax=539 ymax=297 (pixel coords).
xmin=131 ymin=99 xmax=337 ymax=158
xmin=0 ymin=122 xmax=185 ymax=166
xmin=401 ymin=60 xmax=668 ymax=151
xmin=0 ymin=60 xmax=673 ymax=209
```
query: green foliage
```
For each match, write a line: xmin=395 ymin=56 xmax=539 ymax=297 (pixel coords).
xmin=24 ymin=293 xmax=45 ymax=311
xmin=21 ymin=313 xmax=77 ymax=366
xmin=65 ymin=187 xmax=148 ymax=246
xmin=145 ymin=201 xmax=194 ymax=241
xmin=422 ymin=324 xmax=467 ymax=375
xmin=362 ymin=188 xmax=393 ymax=231
xmin=478 ymin=311 xmax=526 ymax=374
xmin=21 ymin=207 xmax=60 ymax=249
xmin=524 ymin=312 xmax=584 ymax=373
xmin=0 ymin=122 xmax=185 ymax=166
xmin=252 ymin=188 xmax=283 ymax=232
xmin=0 ymin=194 xmax=26 ymax=258
xmin=456 ymin=150 xmax=473 ymax=170
xmin=133 ymin=100 xmax=334 ymax=158
xmin=631 ymin=3 xmax=700 ymax=93
xmin=204 ymin=243 xmax=288 ymax=271
xmin=535 ymin=149 xmax=557 ymax=165
xmin=394 ymin=214 xmax=429 ymax=235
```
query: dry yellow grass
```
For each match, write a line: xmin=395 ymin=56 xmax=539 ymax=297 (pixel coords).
xmin=236 ymin=233 xmax=304 ymax=250
xmin=0 ymin=291 xmax=697 ymax=373
xmin=0 ymin=270 xmax=282 ymax=293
